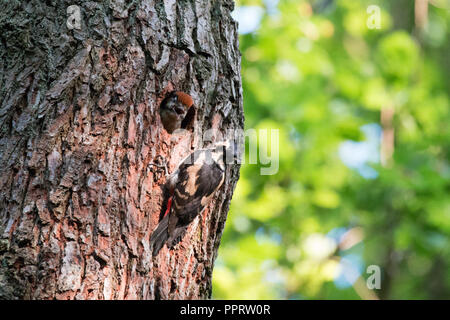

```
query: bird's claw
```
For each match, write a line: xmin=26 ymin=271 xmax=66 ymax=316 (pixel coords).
xmin=148 ymin=155 xmax=169 ymax=176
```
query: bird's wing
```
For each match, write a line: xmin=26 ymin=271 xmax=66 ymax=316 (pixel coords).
xmin=168 ymin=153 xmax=224 ymax=235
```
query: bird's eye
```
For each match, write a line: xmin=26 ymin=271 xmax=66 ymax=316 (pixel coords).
xmin=175 ymin=107 xmax=185 ymax=115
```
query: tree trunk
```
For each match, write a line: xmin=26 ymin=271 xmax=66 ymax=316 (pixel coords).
xmin=0 ymin=0 xmax=242 ymax=300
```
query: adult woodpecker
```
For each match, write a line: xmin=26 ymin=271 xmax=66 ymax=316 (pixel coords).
xmin=150 ymin=141 xmax=238 ymax=256
xmin=159 ymin=91 xmax=196 ymax=134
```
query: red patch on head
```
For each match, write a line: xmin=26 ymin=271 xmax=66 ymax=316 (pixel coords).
xmin=175 ymin=92 xmax=194 ymax=108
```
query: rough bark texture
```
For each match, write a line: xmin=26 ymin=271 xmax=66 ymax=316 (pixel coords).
xmin=0 ymin=0 xmax=243 ymax=300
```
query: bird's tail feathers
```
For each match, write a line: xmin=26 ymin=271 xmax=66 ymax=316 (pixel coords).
xmin=167 ymin=226 xmax=188 ymax=249
xmin=150 ymin=215 xmax=169 ymax=256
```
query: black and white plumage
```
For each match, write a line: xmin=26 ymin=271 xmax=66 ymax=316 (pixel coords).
xmin=150 ymin=141 xmax=236 ymax=256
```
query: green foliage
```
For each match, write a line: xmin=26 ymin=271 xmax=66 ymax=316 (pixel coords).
xmin=213 ymin=0 xmax=450 ymax=299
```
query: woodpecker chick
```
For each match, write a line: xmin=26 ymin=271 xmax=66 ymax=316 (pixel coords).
xmin=150 ymin=141 xmax=238 ymax=256
xmin=159 ymin=91 xmax=195 ymax=134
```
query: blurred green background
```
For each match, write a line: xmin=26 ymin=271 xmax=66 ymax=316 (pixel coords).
xmin=213 ymin=0 xmax=450 ymax=299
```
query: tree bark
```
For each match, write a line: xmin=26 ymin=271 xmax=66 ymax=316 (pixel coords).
xmin=0 ymin=0 xmax=242 ymax=300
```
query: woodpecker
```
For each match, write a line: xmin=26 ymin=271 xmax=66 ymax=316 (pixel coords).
xmin=159 ymin=91 xmax=196 ymax=134
xmin=150 ymin=141 xmax=238 ymax=256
